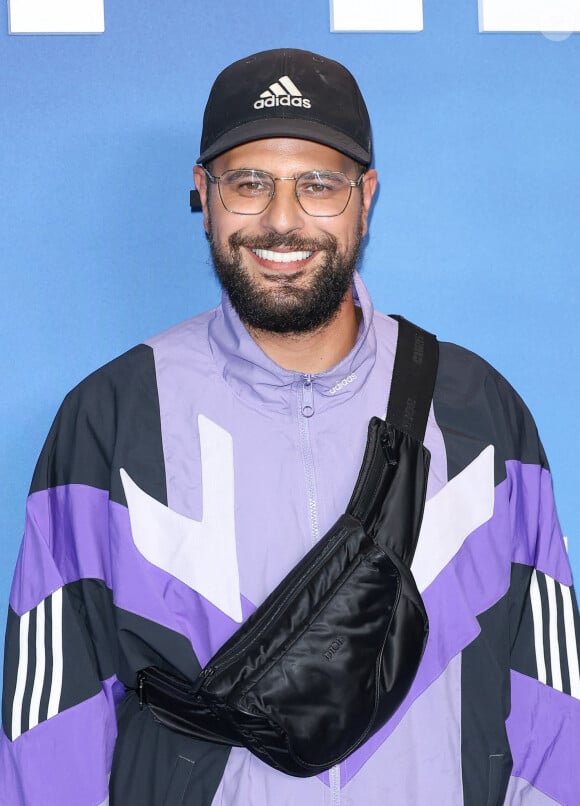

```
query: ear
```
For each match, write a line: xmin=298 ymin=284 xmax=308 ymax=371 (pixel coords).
xmin=360 ymin=169 xmax=378 ymax=238
xmin=193 ymin=165 xmax=211 ymax=233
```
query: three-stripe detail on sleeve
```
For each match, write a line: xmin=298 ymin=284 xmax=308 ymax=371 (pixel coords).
xmin=9 ymin=589 xmax=64 ymax=740
xmin=529 ymin=570 xmax=580 ymax=698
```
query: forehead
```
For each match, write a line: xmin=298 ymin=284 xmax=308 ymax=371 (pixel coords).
xmin=212 ymin=137 xmax=356 ymax=174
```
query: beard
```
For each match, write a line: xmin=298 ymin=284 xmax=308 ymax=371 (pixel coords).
xmin=207 ymin=222 xmax=363 ymax=335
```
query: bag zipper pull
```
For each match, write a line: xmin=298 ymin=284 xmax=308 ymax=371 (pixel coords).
xmin=192 ymin=666 xmax=215 ymax=694
xmin=380 ymin=426 xmax=398 ymax=466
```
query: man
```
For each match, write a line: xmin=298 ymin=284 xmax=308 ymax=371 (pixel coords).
xmin=1 ymin=48 xmax=579 ymax=806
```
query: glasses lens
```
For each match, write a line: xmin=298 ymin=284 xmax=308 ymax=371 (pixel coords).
xmin=296 ymin=172 xmax=352 ymax=216
xmin=220 ymin=170 xmax=275 ymax=214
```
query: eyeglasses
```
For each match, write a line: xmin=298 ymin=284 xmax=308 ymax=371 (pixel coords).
xmin=203 ymin=168 xmax=365 ymax=217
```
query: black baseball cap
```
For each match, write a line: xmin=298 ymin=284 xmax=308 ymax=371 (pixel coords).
xmin=197 ymin=48 xmax=372 ymax=167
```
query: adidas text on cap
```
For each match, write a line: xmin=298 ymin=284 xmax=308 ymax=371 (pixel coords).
xmin=197 ymin=49 xmax=372 ymax=166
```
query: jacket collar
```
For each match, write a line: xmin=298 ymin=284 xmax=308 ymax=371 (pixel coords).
xmin=208 ymin=272 xmax=378 ymax=414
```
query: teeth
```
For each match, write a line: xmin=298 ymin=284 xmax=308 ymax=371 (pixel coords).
xmin=252 ymin=249 xmax=312 ymax=263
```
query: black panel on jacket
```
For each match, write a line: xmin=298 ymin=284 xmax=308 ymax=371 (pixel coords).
xmin=110 ymin=693 xmax=231 ymax=806
xmin=508 ymin=563 xmax=536 ymax=680
xmin=114 ymin=604 xmax=203 ymax=687
xmin=434 ymin=342 xmax=548 ymax=484
xmin=29 ymin=344 xmax=167 ymax=508
xmin=460 ymin=590 xmax=513 ymax=806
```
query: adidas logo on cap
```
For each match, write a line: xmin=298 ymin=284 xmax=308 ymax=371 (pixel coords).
xmin=253 ymin=75 xmax=312 ymax=110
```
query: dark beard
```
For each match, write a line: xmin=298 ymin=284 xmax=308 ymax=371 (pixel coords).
xmin=207 ymin=226 xmax=362 ymax=335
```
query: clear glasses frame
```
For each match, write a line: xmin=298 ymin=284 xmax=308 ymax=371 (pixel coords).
xmin=203 ymin=167 xmax=365 ymax=217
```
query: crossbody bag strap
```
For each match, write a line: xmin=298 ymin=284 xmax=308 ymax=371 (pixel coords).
xmin=387 ymin=315 xmax=438 ymax=441
xmin=346 ymin=316 xmax=438 ymax=564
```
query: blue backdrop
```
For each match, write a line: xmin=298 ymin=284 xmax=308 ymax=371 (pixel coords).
xmin=1 ymin=0 xmax=579 ymax=686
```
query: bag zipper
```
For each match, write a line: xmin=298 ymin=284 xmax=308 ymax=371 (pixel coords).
xmin=197 ymin=521 xmax=352 ymax=680
xmin=347 ymin=420 xmax=396 ymax=519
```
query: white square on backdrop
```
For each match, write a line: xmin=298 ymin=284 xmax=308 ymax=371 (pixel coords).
xmin=330 ymin=0 xmax=423 ymax=32
xmin=478 ymin=0 xmax=580 ymax=32
xmin=9 ymin=0 xmax=105 ymax=34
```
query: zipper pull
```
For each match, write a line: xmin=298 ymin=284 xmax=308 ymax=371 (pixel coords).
xmin=192 ymin=666 xmax=215 ymax=694
xmin=301 ymin=375 xmax=314 ymax=418
xmin=380 ymin=425 xmax=398 ymax=466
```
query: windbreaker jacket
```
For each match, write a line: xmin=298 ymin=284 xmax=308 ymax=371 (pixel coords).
xmin=2 ymin=275 xmax=579 ymax=806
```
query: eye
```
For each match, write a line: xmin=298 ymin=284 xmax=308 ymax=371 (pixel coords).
xmin=298 ymin=172 xmax=345 ymax=197
xmin=303 ymin=181 xmax=328 ymax=195
xmin=237 ymin=180 xmax=267 ymax=195
xmin=224 ymin=171 xmax=273 ymax=196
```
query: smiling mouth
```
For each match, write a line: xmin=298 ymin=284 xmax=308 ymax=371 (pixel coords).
xmin=251 ymin=248 xmax=313 ymax=264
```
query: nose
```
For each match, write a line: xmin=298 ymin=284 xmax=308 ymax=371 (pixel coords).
xmin=259 ymin=178 xmax=305 ymax=235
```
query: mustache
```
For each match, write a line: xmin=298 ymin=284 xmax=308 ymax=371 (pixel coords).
xmin=228 ymin=231 xmax=338 ymax=253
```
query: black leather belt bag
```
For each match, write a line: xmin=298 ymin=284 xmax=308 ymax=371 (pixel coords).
xmin=136 ymin=317 xmax=438 ymax=778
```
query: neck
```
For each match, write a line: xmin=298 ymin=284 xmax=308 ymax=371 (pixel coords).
xmin=247 ymin=293 xmax=362 ymax=374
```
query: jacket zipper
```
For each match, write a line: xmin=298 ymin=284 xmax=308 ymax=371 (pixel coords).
xmin=329 ymin=763 xmax=341 ymax=806
xmin=300 ymin=375 xmax=341 ymax=804
xmin=299 ymin=374 xmax=319 ymax=544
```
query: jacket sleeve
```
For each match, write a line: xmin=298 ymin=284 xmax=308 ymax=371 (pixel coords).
xmin=1 ymin=344 xmax=183 ymax=805
xmin=1 ymin=391 xmax=124 ymax=806
xmin=505 ymin=425 xmax=580 ymax=804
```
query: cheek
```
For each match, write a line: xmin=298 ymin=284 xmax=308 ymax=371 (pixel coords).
xmin=335 ymin=212 xmax=364 ymax=252
xmin=206 ymin=201 xmax=235 ymax=244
